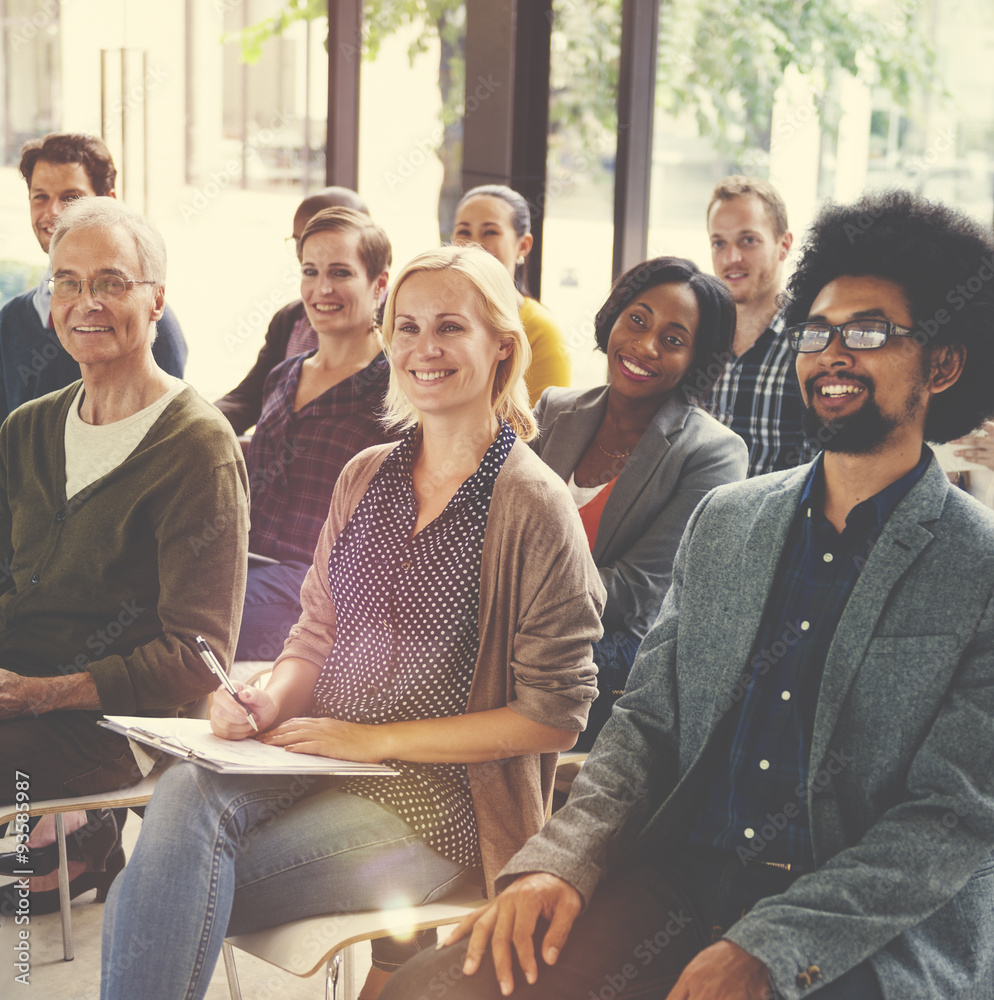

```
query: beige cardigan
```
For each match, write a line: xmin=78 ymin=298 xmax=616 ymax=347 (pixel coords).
xmin=278 ymin=437 xmax=606 ymax=894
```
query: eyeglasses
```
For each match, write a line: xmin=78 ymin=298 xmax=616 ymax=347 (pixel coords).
xmin=786 ymin=320 xmax=915 ymax=353
xmin=49 ymin=276 xmax=157 ymax=301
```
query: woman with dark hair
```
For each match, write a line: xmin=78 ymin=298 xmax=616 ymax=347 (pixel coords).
xmin=453 ymin=184 xmax=571 ymax=405
xmin=532 ymin=256 xmax=748 ymax=748
xmin=236 ymin=206 xmax=395 ymax=660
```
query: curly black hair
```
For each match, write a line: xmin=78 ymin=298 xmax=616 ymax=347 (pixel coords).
xmin=782 ymin=189 xmax=994 ymax=442
xmin=594 ymin=256 xmax=736 ymax=400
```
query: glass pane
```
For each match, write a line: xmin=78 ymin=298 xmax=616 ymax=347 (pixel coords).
xmin=540 ymin=0 xmax=621 ymax=391
xmin=221 ymin=0 xmax=327 ymax=192
xmin=647 ymin=0 xmax=994 ymax=271
xmin=358 ymin=4 xmax=466 ymax=272
xmin=0 ymin=0 xmax=61 ymax=303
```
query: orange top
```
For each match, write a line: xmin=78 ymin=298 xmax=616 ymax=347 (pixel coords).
xmin=577 ymin=477 xmax=617 ymax=551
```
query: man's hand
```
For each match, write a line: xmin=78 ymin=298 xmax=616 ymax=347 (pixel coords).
xmin=0 ymin=669 xmax=47 ymax=719
xmin=665 ymin=941 xmax=772 ymax=1000
xmin=0 ymin=668 xmax=101 ymax=717
xmin=440 ymin=872 xmax=583 ymax=996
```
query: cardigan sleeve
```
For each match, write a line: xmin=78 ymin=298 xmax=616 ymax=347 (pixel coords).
xmin=86 ymin=441 xmax=249 ymax=713
xmin=491 ymin=455 xmax=605 ymax=732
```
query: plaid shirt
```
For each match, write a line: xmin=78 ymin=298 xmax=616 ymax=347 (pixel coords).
xmin=709 ymin=311 xmax=816 ymax=477
xmin=688 ymin=448 xmax=932 ymax=869
xmin=247 ymin=351 xmax=392 ymax=562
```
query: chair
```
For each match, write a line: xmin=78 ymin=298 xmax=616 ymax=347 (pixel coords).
xmin=0 ymin=694 xmax=210 ymax=961
xmin=0 ymin=772 xmax=163 ymax=961
xmin=222 ymin=882 xmax=485 ymax=1000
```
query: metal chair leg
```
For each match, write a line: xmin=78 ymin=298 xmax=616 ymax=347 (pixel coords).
xmin=222 ymin=941 xmax=244 ymax=1000
xmin=327 ymin=953 xmax=342 ymax=1000
xmin=55 ymin=814 xmax=74 ymax=961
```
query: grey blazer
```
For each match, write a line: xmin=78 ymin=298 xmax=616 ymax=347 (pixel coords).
xmin=504 ymin=457 xmax=994 ymax=999
xmin=533 ymin=386 xmax=747 ymax=638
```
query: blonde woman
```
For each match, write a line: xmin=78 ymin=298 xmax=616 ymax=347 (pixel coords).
xmin=101 ymin=245 xmax=604 ymax=1000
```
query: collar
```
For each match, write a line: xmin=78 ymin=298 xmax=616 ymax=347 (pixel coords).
xmin=800 ymin=445 xmax=933 ymax=534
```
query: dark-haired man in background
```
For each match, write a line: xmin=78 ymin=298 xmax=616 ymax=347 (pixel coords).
xmin=383 ymin=190 xmax=994 ymax=1000
xmin=708 ymin=175 xmax=815 ymax=475
xmin=0 ymin=133 xmax=187 ymax=423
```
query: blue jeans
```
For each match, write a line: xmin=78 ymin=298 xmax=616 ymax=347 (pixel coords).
xmin=575 ymin=630 xmax=641 ymax=752
xmin=101 ymin=762 xmax=465 ymax=1000
xmin=235 ymin=558 xmax=311 ymax=660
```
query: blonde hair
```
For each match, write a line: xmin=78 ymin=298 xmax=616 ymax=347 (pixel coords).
xmin=380 ymin=245 xmax=536 ymax=441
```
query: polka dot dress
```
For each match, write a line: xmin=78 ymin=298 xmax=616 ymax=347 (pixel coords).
xmin=313 ymin=421 xmax=516 ymax=868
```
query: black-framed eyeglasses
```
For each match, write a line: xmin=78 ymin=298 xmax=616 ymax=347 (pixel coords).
xmin=48 ymin=276 xmax=158 ymax=301
xmin=785 ymin=320 xmax=915 ymax=353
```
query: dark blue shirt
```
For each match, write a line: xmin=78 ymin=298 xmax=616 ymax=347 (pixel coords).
xmin=689 ymin=448 xmax=933 ymax=868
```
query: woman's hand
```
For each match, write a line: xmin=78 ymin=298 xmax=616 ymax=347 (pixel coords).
xmin=952 ymin=421 xmax=994 ymax=471
xmin=258 ymin=717 xmax=390 ymax=762
xmin=210 ymin=683 xmax=279 ymax=741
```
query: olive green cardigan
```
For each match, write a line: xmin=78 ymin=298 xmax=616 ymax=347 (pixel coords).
xmin=0 ymin=382 xmax=249 ymax=715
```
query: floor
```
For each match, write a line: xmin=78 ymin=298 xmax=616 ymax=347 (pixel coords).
xmin=0 ymin=809 xmax=372 ymax=998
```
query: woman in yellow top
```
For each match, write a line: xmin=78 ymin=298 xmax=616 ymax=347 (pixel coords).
xmin=454 ymin=185 xmax=571 ymax=404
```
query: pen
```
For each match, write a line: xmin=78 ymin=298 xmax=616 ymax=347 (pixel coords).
xmin=194 ymin=635 xmax=259 ymax=732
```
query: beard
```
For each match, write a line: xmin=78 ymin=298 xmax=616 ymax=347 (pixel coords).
xmin=802 ymin=371 xmax=927 ymax=455
xmin=803 ymin=394 xmax=899 ymax=454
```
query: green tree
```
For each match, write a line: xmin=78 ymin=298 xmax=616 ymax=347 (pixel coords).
xmin=229 ymin=0 xmax=936 ymax=224
xmin=231 ymin=0 xmax=466 ymax=239
xmin=655 ymin=0 xmax=936 ymax=167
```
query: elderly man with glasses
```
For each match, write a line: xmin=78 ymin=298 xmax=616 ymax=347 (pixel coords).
xmin=0 ymin=132 xmax=187 ymax=425
xmin=383 ymin=190 xmax=994 ymax=1000
xmin=0 ymin=197 xmax=247 ymax=917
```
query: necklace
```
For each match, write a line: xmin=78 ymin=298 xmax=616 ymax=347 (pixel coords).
xmin=596 ymin=435 xmax=633 ymax=459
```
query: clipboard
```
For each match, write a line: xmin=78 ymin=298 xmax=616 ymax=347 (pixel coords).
xmin=99 ymin=716 xmax=398 ymax=776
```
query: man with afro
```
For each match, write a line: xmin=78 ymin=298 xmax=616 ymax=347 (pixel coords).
xmin=382 ymin=190 xmax=994 ymax=1000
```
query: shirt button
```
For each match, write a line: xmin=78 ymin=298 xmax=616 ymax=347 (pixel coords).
xmin=744 ymin=827 xmax=755 ymax=839
xmin=823 ymin=552 xmax=834 ymax=563
xmin=55 ymin=511 xmax=66 ymax=523
xmin=781 ymin=690 xmax=791 ymax=701
xmin=400 ymin=560 xmax=411 ymax=571
xmin=800 ymin=620 xmax=810 ymax=631
xmin=30 ymin=574 xmax=39 ymax=585
xmin=759 ymin=759 xmax=770 ymax=770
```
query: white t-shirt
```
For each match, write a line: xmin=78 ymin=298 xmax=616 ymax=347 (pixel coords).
xmin=64 ymin=380 xmax=185 ymax=498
